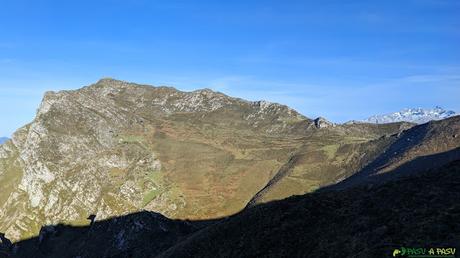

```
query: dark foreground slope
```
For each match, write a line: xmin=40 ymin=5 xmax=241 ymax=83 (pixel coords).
xmin=9 ymin=212 xmax=213 ymax=258
xmin=7 ymin=158 xmax=460 ymax=258
xmin=160 ymin=159 xmax=460 ymax=258
xmin=327 ymin=116 xmax=460 ymax=190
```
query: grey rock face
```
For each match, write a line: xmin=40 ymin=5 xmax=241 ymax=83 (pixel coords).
xmin=314 ymin=117 xmax=335 ymax=129
xmin=0 ymin=78 xmax=313 ymax=241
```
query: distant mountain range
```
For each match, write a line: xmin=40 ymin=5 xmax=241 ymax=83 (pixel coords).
xmin=363 ymin=106 xmax=458 ymax=124
xmin=0 ymin=137 xmax=8 ymax=144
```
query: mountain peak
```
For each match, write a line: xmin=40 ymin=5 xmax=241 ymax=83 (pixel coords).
xmin=87 ymin=78 xmax=148 ymax=92
xmin=363 ymin=106 xmax=458 ymax=124
xmin=95 ymin=77 xmax=128 ymax=85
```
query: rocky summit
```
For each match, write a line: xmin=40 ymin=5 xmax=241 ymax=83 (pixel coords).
xmin=0 ymin=78 xmax=459 ymax=249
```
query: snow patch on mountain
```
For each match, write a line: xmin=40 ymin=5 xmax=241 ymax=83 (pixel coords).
xmin=363 ymin=106 xmax=458 ymax=124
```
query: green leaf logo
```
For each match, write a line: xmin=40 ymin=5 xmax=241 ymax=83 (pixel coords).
xmin=393 ymin=247 xmax=405 ymax=257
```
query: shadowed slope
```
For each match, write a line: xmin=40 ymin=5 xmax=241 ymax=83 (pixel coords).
xmin=7 ymin=158 xmax=460 ymax=258
xmin=160 ymin=159 xmax=460 ymax=258
xmin=10 ymin=211 xmax=218 ymax=258
xmin=327 ymin=116 xmax=460 ymax=190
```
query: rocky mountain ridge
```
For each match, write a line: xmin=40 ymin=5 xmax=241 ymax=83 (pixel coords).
xmin=0 ymin=78 xmax=458 ymax=244
xmin=0 ymin=78 xmax=319 ymax=241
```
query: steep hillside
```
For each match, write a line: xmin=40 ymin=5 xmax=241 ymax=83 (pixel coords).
xmin=245 ymin=120 xmax=418 ymax=205
xmin=9 ymin=159 xmax=460 ymax=258
xmin=0 ymin=79 xmax=410 ymax=241
xmin=330 ymin=116 xmax=460 ymax=189
xmin=160 ymin=160 xmax=460 ymax=258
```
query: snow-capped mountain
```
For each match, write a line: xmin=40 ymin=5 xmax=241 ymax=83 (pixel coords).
xmin=0 ymin=137 xmax=9 ymax=144
xmin=363 ymin=106 xmax=458 ymax=124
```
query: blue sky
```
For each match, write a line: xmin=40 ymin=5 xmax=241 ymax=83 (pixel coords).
xmin=1 ymin=0 xmax=459 ymax=136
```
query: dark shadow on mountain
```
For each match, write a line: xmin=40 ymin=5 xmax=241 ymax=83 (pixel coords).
xmin=320 ymin=116 xmax=460 ymax=191
xmin=6 ymin=159 xmax=460 ymax=258
xmin=7 ymin=212 xmax=223 ymax=258
xmin=323 ymin=147 xmax=460 ymax=191
xmin=158 ymin=160 xmax=460 ymax=258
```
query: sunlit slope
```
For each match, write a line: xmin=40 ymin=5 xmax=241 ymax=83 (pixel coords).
xmin=0 ymin=79 xmax=410 ymax=240
xmin=248 ymin=122 xmax=414 ymax=204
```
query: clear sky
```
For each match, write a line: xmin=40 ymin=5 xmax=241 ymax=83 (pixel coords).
xmin=1 ymin=0 xmax=459 ymax=136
